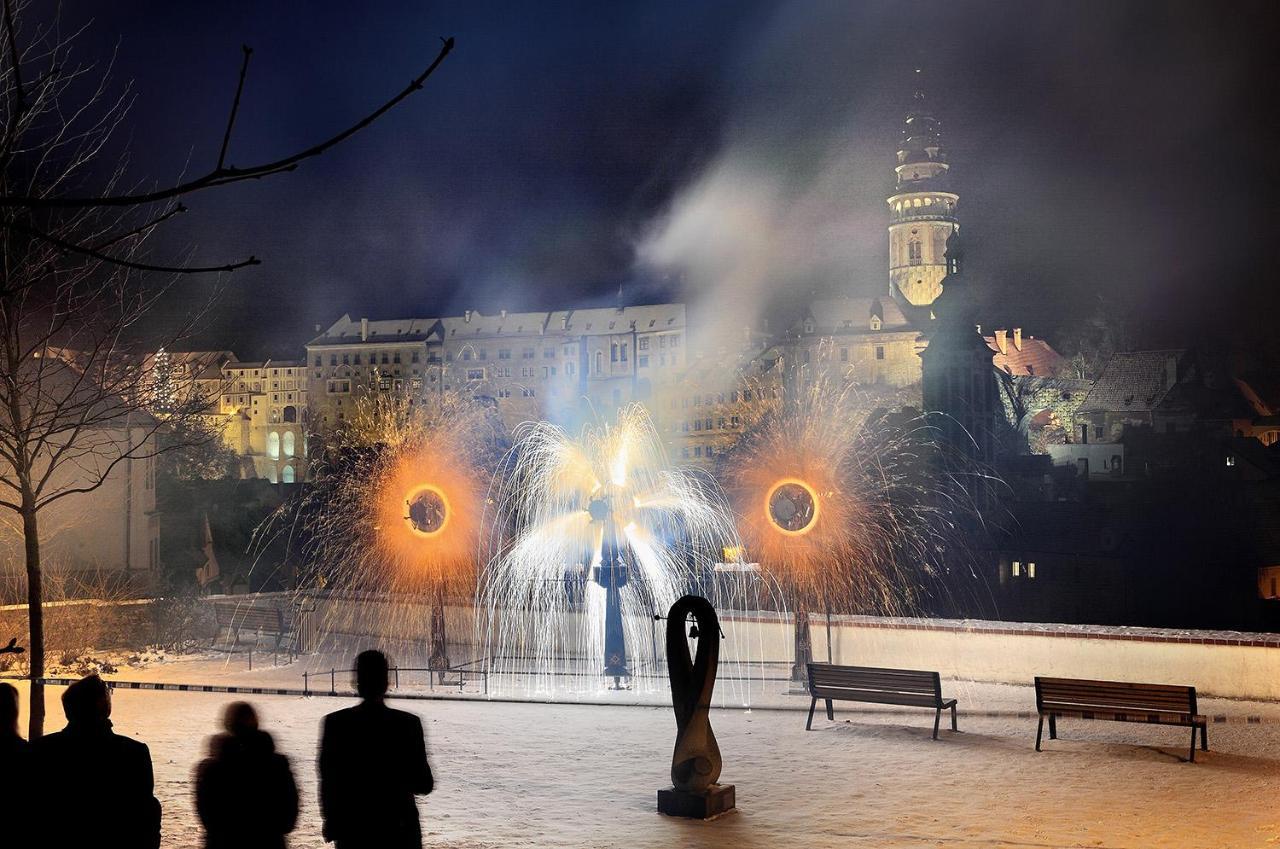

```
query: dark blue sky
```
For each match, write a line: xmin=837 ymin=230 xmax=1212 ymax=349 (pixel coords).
xmin=53 ymin=1 xmax=1279 ymax=358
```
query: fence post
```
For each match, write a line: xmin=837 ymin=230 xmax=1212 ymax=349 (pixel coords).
xmin=303 ymin=671 xmax=309 ymax=696
xmin=395 ymin=667 xmax=400 ymax=690
xmin=248 ymin=648 xmax=253 ymax=671
xmin=330 ymin=668 xmax=336 ymax=695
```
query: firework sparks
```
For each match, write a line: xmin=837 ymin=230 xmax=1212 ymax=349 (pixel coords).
xmin=480 ymin=404 xmax=772 ymax=700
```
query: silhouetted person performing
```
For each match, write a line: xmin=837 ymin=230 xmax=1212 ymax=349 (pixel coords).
xmin=32 ymin=675 xmax=161 ymax=849
xmin=319 ymin=650 xmax=433 ymax=848
xmin=0 ymin=682 xmax=31 ymax=846
xmin=195 ymin=701 xmax=298 ymax=849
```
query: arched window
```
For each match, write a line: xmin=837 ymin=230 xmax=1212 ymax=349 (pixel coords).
xmin=266 ymin=466 xmax=278 ymax=484
xmin=282 ymin=464 xmax=295 ymax=484
xmin=908 ymin=240 xmax=922 ymax=265
xmin=282 ymin=431 xmax=295 ymax=458
xmin=267 ymin=431 xmax=280 ymax=459
xmin=594 ymin=351 xmax=603 ymax=375
xmin=282 ymin=405 xmax=297 ymax=423
xmin=610 ymin=342 xmax=619 ymax=363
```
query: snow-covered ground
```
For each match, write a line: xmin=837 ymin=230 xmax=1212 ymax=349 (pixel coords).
xmin=7 ymin=668 xmax=1280 ymax=849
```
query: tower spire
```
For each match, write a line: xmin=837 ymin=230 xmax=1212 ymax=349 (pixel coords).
xmin=885 ymin=67 xmax=959 ymax=308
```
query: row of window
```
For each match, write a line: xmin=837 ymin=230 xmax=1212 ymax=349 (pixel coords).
xmin=675 ymin=444 xmax=717 ymax=460
xmin=319 ymin=350 xmax=421 ymax=368
xmin=679 ymin=416 xmax=741 ymax=433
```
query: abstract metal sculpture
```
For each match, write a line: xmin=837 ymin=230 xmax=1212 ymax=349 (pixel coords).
xmin=657 ymin=595 xmax=736 ymax=819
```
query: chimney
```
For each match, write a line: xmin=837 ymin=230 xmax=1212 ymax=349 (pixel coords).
xmin=993 ymin=329 xmax=1008 ymax=355
xmin=1165 ymin=355 xmax=1178 ymax=390
xmin=315 ymin=324 xmax=322 ymax=333
xmin=360 ymin=317 xmax=369 ymax=342
xmin=464 ymin=310 xmax=472 ymax=324
xmin=499 ymin=309 xmax=507 ymax=319
xmin=1013 ymin=328 xmax=1023 ymax=351
xmin=561 ymin=315 xmax=569 ymax=330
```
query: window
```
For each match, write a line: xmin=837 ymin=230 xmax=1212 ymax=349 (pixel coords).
xmin=522 ymin=388 xmax=536 ymax=398
xmin=611 ymin=343 xmax=619 ymax=363
xmin=267 ymin=432 xmax=280 ymax=460
xmin=566 ymin=362 xmax=575 ymax=376
xmin=326 ymin=379 xmax=351 ymax=394
xmin=1011 ymin=560 xmax=1021 ymax=578
xmin=342 ymin=354 xmax=349 ymax=365
xmin=314 ymin=356 xmax=321 ymax=367
xmin=803 ymin=319 xmax=815 ymax=334
xmin=462 ymin=350 xmax=472 ymax=361
xmin=840 ymin=348 xmax=849 ymax=363
xmin=282 ymin=465 xmax=295 ymax=484
xmin=870 ymin=316 xmax=882 ymax=331
xmin=479 ymin=350 xmax=488 ymax=361
xmin=329 ymin=354 xmax=337 ymax=366
xmin=671 ymin=335 xmax=681 ymax=348
xmin=875 ymin=346 xmax=885 ymax=361
xmin=412 ymin=351 xmax=420 ymax=363
xmin=595 ymin=352 xmax=603 ymax=375
xmin=282 ymin=431 xmax=295 ymax=458
xmin=694 ymin=420 xmax=702 ymax=432
xmin=499 ymin=349 xmax=512 ymax=360
xmin=704 ymin=418 xmax=712 ymax=431
xmin=467 ymin=368 xmax=485 ymax=380
xmin=638 ymin=355 xmax=649 ymax=368
xmin=620 ymin=344 xmax=628 ymax=362
xmin=498 ymin=388 xmax=512 ymax=398
xmin=522 ymin=348 xmax=535 ymax=359
xmin=694 ymin=447 xmax=702 ymax=458
xmin=1094 ymin=425 xmax=1103 ymax=439
xmin=639 ymin=337 xmax=649 ymax=351
xmin=908 ymin=240 xmax=922 ymax=265
xmin=743 ymin=390 xmax=753 ymax=402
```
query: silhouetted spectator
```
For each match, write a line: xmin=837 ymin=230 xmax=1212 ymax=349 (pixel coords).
xmin=195 ymin=701 xmax=298 ymax=849
xmin=319 ymin=650 xmax=433 ymax=848
xmin=0 ymin=682 xmax=30 ymax=846
xmin=32 ymin=675 xmax=161 ymax=849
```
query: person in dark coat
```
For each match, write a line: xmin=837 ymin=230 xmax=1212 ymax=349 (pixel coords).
xmin=195 ymin=701 xmax=299 ymax=849
xmin=32 ymin=674 xmax=161 ymax=849
xmin=319 ymin=650 xmax=433 ymax=849
xmin=0 ymin=682 xmax=31 ymax=846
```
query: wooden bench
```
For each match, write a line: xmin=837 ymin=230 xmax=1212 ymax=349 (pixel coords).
xmin=806 ymin=662 xmax=958 ymax=739
xmin=1034 ymin=676 xmax=1209 ymax=762
xmin=211 ymin=602 xmax=293 ymax=654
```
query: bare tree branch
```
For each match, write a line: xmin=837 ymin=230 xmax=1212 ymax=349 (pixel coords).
xmin=216 ymin=45 xmax=252 ymax=170
xmin=7 ymin=219 xmax=259 ymax=274
xmin=0 ymin=35 xmax=455 ymax=209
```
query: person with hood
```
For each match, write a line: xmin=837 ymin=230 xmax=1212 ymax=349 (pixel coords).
xmin=0 ymin=682 xmax=31 ymax=846
xmin=195 ymin=701 xmax=299 ymax=849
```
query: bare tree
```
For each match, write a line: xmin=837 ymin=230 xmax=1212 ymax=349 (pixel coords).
xmin=0 ymin=5 xmax=453 ymax=737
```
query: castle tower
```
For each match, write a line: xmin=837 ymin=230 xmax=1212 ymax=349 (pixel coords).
xmin=887 ymin=70 xmax=959 ymax=307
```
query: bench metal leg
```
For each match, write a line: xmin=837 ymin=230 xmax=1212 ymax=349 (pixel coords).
xmin=1200 ymin=723 xmax=1208 ymax=751
xmin=1189 ymin=727 xmax=1196 ymax=763
xmin=805 ymin=697 xmax=817 ymax=731
xmin=1048 ymin=714 xmax=1057 ymax=740
xmin=825 ymin=699 xmax=834 ymax=721
xmin=950 ymin=702 xmax=958 ymax=732
xmin=1035 ymin=715 xmax=1044 ymax=751
xmin=933 ymin=708 xmax=941 ymax=740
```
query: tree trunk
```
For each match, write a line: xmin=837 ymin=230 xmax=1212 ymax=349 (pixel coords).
xmin=23 ymin=504 xmax=45 ymax=739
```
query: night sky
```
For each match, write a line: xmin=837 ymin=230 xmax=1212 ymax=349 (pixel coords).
xmin=50 ymin=1 xmax=1280 ymax=360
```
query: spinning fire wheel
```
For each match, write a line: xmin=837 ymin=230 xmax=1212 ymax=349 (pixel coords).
xmin=765 ymin=479 xmax=819 ymax=535
xmin=404 ymin=485 xmax=449 ymax=537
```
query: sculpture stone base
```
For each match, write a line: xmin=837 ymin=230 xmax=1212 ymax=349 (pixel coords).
xmin=657 ymin=784 xmax=736 ymax=820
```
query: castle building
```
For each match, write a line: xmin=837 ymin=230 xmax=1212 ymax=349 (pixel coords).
xmin=887 ymin=70 xmax=959 ymax=308
xmin=304 ymin=305 xmax=686 ymax=435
